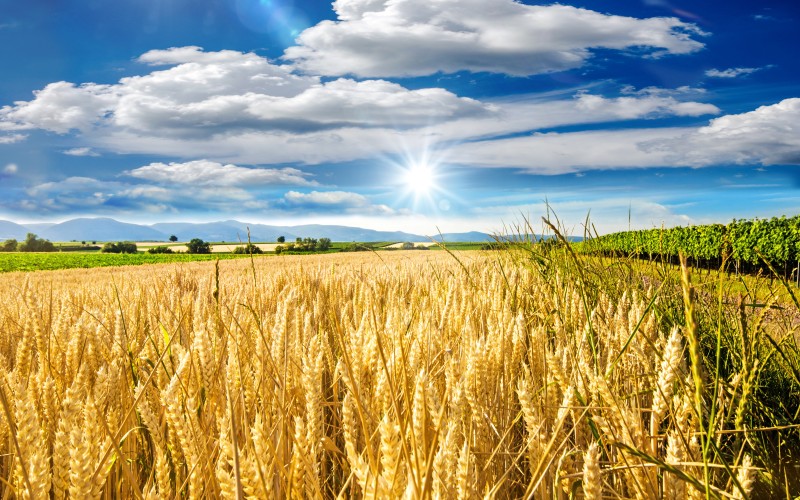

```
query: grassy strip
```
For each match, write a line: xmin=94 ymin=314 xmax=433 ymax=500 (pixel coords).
xmin=0 ymin=252 xmax=258 ymax=272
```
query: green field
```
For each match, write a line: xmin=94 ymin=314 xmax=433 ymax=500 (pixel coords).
xmin=0 ymin=252 xmax=256 ymax=273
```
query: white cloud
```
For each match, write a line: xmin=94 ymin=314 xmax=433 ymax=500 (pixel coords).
xmin=126 ymin=160 xmax=318 ymax=187
xmin=285 ymin=0 xmax=706 ymax=77
xmin=647 ymin=98 xmax=800 ymax=166
xmin=0 ymin=81 xmax=117 ymax=133
xmin=447 ymin=127 xmax=688 ymax=174
xmin=284 ymin=190 xmax=370 ymax=207
xmin=283 ymin=190 xmax=395 ymax=214
xmin=63 ymin=147 xmax=100 ymax=157
xmin=3 ymin=163 xmax=18 ymax=174
xmin=17 ymin=175 xmax=265 ymax=214
xmin=0 ymin=133 xmax=27 ymax=144
xmin=573 ymin=92 xmax=718 ymax=119
xmin=1 ymin=47 xmax=487 ymax=140
xmin=705 ymin=67 xmax=764 ymax=78
xmin=88 ymin=87 xmax=718 ymax=166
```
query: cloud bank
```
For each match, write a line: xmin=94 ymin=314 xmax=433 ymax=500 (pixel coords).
xmin=285 ymin=0 xmax=706 ymax=77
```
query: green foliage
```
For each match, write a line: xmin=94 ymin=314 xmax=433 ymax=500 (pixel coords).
xmin=0 ymin=239 xmax=17 ymax=252
xmin=233 ymin=244 xmax=264 ymax=254
xmin=341 ymin=242 xmax=374 ymax=252
xmin=401 ymin=241 xmax=415 ymax=250
xmin=0 ymin=252 xmax=247 ymax=272
xmin=101 ymin=241 xmax=138 ymax=254
xmin=169 ymin=235 xmax=178 ymax=242
xmin=186 ymin=238 xmax=211 ymax=254
xmin=280 ymin=237 xmax=327 ymax=252
xmin=147 ymin=246 xmax=174 ymax=254
xmin=584 ymin=215 xmax=800 ymax=268
xmin=277 ymin=235 xmax=285 ymax=243
xmin=18 ymin=233 xmax=56 ymax=252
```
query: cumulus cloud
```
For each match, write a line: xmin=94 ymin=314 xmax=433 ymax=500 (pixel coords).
xmin=285 ymin=0 xmax=706 ymax=77
xmin=705 ymin=67 xmax=765 ymax=78
xmin=646 ymin=98 xmax=800 ymax=166
xmin=0 ymin=81 xmax=117 ymax=134
xmin=0 ymin=47 xmax=486 ymax=139
xmin=3 ymin=163 xmax=18 ymax=174
xmin=63 ymin=147 xmax=100 ymax=157
xmin=126 ymin=160 xmax=318 ymax=187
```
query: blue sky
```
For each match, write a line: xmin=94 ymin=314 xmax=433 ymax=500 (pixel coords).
xmin=0 ymin=0 xmax=797 ymax=235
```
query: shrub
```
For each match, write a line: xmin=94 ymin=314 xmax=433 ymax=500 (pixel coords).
xmin=401 ymin=241 xmax=415 ymax=250
xmin=233 ymin=244 xmax=264 ymax=254
xmin=0 ymin=239 xmax=17 ymax=252
xmin=147 ymin=246 xmax=174 ymax=254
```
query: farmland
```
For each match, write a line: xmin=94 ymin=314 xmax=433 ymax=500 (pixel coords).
xmin=0 ymin=251 xmax=250 ymax=273
xmin=0 ymin=240 xmax=797 ymax=498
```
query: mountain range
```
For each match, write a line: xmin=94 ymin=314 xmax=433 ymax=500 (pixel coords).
xmin=0 ymin=218 xmax=495 ymax=243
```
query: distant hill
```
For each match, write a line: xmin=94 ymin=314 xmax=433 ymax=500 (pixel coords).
xmin=0 ymin=217 xmax=525 ymax=243
xmin=38 ymin=218 xmax=168 ymax=242
xmin=0 ymin=220 xmax=29 ymax=240
xmin=433 ymin=231 xmax=494 ymax=242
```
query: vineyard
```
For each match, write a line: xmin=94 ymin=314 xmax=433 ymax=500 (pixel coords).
xmin=582 ymin=215 xmax=800 ymax=277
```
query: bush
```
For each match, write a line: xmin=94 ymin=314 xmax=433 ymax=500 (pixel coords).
xmin=186 ymin=238 xmax=211 ymax=254
xmin=18 ymin=233 xmax=56 ymax=252
xmin=401 ymin=241 xmax=415 ymax=250
xmin=101 ymin=241 xmax=138 ymax=254
xmin=0 ymin=239 xmax=17 ymax=252
xmin=342 ymin=243 xmax=374 ymax=252
xmin=147 ymin=246 xmax=174 ymax=254
xmin=233 ymin=244 xmax=264 ymax=254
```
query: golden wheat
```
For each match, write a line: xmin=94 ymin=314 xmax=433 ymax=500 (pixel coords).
xmin=0 ymin=250 xmax=787 ymax=497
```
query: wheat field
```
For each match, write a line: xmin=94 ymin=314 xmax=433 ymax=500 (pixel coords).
xmin=0 ymin=248 xmax=795 ymax=498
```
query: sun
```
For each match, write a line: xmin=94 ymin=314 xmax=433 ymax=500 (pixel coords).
xmin=405 ymin=162 xmax=436 ymax=195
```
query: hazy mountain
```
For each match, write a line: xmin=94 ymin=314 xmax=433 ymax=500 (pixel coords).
xmin=0 ymin=220 xmax=30 ymax=240
xmin=0 ymin=217 xmax=502 ymax=243
xmin=433 ymin=231 xmax=494 ymax=242
xmin=283 ymin=224 xmax=423 ymax=242
xmin=39 ymin=218 xmax=168 ymax=242
xmin=150 ymin=221 xmax=252 ymax=243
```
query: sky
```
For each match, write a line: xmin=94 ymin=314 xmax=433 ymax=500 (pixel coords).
xmin=0 ymin=0 xmax=798 ymax=235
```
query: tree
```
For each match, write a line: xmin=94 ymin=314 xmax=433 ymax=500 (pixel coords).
xmin=18 ymin=233 xmax=56 ymax=252
xmin=101 ymin=241 xmax=138 ymax=254
xmin=318 ymin=238 xmax=332 ymax=251
xmin=0 ymin=239 xmax=17 ymax=252
xmin=401 ymin=241 xmax=415 ymax=250
xmin=186 ymin=238 xmax=211 ymax=254
xmin=169 ymin=235 xmax=178 ymax=242
xmin=277 ymin=236 xmax=285 ymax=243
